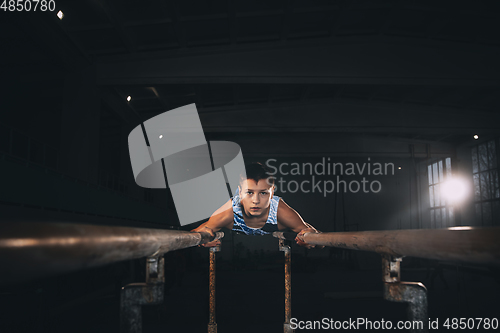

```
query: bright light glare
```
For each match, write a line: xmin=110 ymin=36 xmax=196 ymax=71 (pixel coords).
xmin=57 ymin=11 xmax=64 ymax=20
xmin=127 ymin=96 xmax=132 ymax=102
xmin=473 ymin=134 xmax=479 ymax=140
xmin=159 ymin=135 xmax=163 ymax=139
xmin=441 ymin=178 xmax=469 ymax=203
xmin=448 ymin=226 xmax=472 ymax=230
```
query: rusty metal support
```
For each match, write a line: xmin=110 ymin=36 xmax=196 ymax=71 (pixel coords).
xmin=382 ymin=255 xmax=428 ymax=333
xmin=279 ymin=239 xmax=294 ymax=333
xmin=274 ymin=227 xmax=500 ymax=266
xmin=0 ymin=221 xmax=223 ymax=284
xmin=120 ymin=254 xmax=165 ymax=333
xmin=208 ymin=244 xmax=220 ymax=333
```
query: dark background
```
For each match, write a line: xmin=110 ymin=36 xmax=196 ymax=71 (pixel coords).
xmin=1 ymin=0 xmax=499 ymax=332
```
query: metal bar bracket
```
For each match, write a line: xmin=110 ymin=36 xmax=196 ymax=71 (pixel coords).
xmin=120 ymin=254 xmax=165 ymax=333
xmin=382 ymin=255 xmax=428 ymax=333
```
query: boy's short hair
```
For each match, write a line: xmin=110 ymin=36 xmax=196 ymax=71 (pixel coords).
xmin=240 ymin=162 xmax=275 ymax=187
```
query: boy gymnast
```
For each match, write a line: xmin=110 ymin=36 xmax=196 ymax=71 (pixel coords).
xmin=191 ymin=162 xmax=321 ymax=248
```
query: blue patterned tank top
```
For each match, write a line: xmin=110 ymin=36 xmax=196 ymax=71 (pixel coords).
xmin=231 ymin=188 xmax=280 ymax=235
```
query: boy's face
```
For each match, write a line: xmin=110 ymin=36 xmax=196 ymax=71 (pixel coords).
xmin=238 ymin=179 xmax=274 ymax=217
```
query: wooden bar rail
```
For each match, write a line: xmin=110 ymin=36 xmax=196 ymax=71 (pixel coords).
xmin=274 ymin=227 xmax=500 ymax=266
xmin=0 ymin=221 xmax=223 ymax=284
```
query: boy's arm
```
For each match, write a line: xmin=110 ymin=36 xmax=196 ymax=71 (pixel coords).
xmin=190 ymin=199 xmax=234 ymax=247
xmin=277 ymin=199 xmax=321 ymax=249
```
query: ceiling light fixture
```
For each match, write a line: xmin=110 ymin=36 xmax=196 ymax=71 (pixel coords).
xmin=57 ymin=11 xmax=64 ymax=20
xmin=127 ymin=96 xmax=132 ymax=102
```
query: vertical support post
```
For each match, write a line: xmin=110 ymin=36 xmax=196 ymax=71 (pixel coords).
xmin=382 ymin=255 xmax=428 ymax=333
xmin=208 ymin=245 xmax=220 ymax=333
xmin=120 ymin=254 xmax=165 ymax=333
xmin=279 ymin=239 xmax=293 ymax=333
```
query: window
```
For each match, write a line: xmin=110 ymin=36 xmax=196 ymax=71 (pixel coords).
xmin=428 ymin=157 xmax=455 ymax=228
xmin=472 ymin=139 xmax=500 ymax=225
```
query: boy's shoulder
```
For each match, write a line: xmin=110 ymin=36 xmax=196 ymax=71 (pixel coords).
xmin=276 ymin=197 xmax=291 ymax=214
xmin=209 ymin=199 xmax=235 ymax=227
xmin=276 ymin=198 xmax=300 ymax=221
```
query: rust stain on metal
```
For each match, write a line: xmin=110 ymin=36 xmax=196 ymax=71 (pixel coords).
xmin=208 ymin=323 xmax=217 ymax=333
xmin=141 ymin=286 xmax=154 ymax=303
xmin=209 ymin=249 xmax=216 ymax=325
xmin=284 ymin=249 xmax=291 ymax=323
xmin=385 ymin=284 xmax=405 ymax=302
